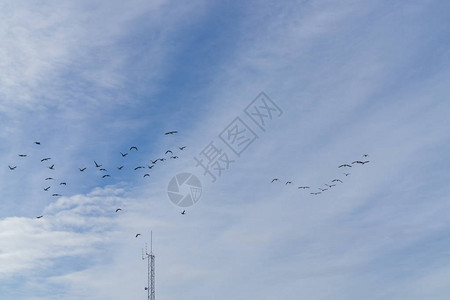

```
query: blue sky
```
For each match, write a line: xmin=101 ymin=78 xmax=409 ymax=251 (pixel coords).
xmin=1 ymin=0 xmax=450 ymax=299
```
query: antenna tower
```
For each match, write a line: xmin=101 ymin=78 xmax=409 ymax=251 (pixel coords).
xmin=142 ymin=231 xmax=155 ymax=300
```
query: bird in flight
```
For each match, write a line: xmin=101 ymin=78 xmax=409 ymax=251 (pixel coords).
xmin=36 ymin=215 xmax=43 ymax=218
xmin=99 ymin=168 xmax=107 ymax=171
xmin=363 ymin=154 xmax=369 ymax=157
xmin=43 ymin=186 xmax=50 ymax=191
xmin=102 ymin=175 xmax=111 ymax=178
xmin=134 ymin=166 xmax=144 ymax=170
xmin=151 ymin=159 xmax=159 ymax=164
xmin=332 ymin=179 xmax=343 ymax=183
xmin=135 ymin=233 xmax=141 ymax=238
xmin=52 ymin=194 xmax=61 ymax=196
xmin=60 ymin=182 xmax=67 ymax=185
xmin=271 ymin=178 xmax=278 ymax=183
xmin=165 ymin=150 xmax=173 ymax=155
xmin=319 ymin=188 xmax=328 ymax=192
xmin=48 ymin=164 xmax=55 ymax=170
xmin=45 ymin=177 xmax=54 ymax=180
xmin=129 ymin=146 xmax=138 ymax=151
xmin=179 ymin=146 xmax=186 ymax=150
xmin=117 ymin=166 xmax=124 ymax=170
xmin=115 ymin=208 xmax=122 ymax=212
xmin=41 ymin=158 xmax=51 ymax=162
xmin=361 ymin=160 xmax=370 ymax=164
xmin=34 ymin=142 xmax=41 ymax=145
xmin=18 ymin=154 xmax=27 ymax=157
xmin=286 ymin=181 xmax=292 ymax=185
xmin=338 ymin=164 xmax=352 ymax=168
xmin=165 ymin=131 xmax=178 ymax=135
xmin=158 ymin=158 xmax=166 ymax=162
xmin=120 ymin=152 xmax=128 ymax=157
xmin=298 ymin=186 xmax=310 ymax=189
xmin=94 ymin=161 xmax=102 ymax=168
xmin=310 ymin=192 xmax=321 ymax=195
xmin=143 ymin=174 xmax=150 ymax=177
xmin=344 ymin=173 xmax=350 ymax=176
xmin=79 ymin=167 xmax=86 ymax=172
xmin=181 ymin=210 xmax=186 ymax=215
xmin=325 ymin=184 xmax=336 ymax=188
xmin=8 ymin=165 xmax=17 ymax=170
xmin=170 ymin=156 xmax=178 ymax=159
xmin=147 ymin=165 xmax=154 ymax=169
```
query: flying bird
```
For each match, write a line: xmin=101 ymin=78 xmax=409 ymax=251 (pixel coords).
xmin=143 ymin=174 xmax=150 ymax=177
xmin=146 ymin=165 xmax=154 ymax=169
xmin=52 ymin=194 xmax=61 ymax=196
xmin=135 ymin=233 xmax=141 ymax=238
xmin=286 ymin=181 xmax=292 ymax=185
xmin=363 ymin=154 xmax=369 ymax=157
xmin=115 ymin=208 xmax=122 ymax=212
xmin=165 ymin=150 xmax=173 ymax=155
xmin=361 ymin=160 xmax=370 ymax=164
xmin=129 ymin=146 xmax=138 ymax=151
xmin=60 ymin=182 xmax=67 ymax=185
xmin=41 ymin=158 xmax=51 ymax=162
xmin=158 ymin=158 xmax=166 ymax=162
xmin=134 ymin=166 xmax=144 ymax=170
xmin=36 ymin=215 xmax=43 ymax=218
xmin=102 ymin=175 xmax=111 ymax=178
xmin=179 ymin=146 xmax=186 ymax=150
xmin=325 ymin=184 xmax=336 ymax=188
xmin=298 ymin=186 xmax=310 ymax=189
xmin=181 ymin=210 xmax=186 ymax=215
xmin=34 ymin=142 xmax=41 ymax=145
xmin=310 ymin=192 xmax=321 ymax=195
xmin=170 ymin=156 xmax=178 ymax=159
xmin=8 ymin=165 xmax=16 ymax=170
xmin=319 ymin=188 xmax=328 ymax=192
xmin=94 ymin=161 xmax=102 ymax=168
xmin=99 ymin=168 xmax=107 ymax=171
xmin=151 ymin=159 xmax=158 ymax=164
xmin=48 ymin=164 xmax=55 ymax=170
xmin=18 ymin=154 xmax=27 ymax=157
xmin=79 ymin=167 xmax=86 ymax=172
xmin=117 ymin=166 xmax=124 ymax=170
xmin=338 ymin=164 xmax=352 ymax=168
xmin=344 ymin=173 xmax=350 ymax=176
xmin=120 ymin=152 xmax=128 ymax=157
xmin=43 ymin=186 xmax=50 ymax=191
xmin=45 ymin=177 xmax=54 ymax=180
xmin=332 ymin=179 xmax=343 ymax=183
xmin=271 ymin=178 xmax=278 ymax=183
xmin=165 ymin=131 xmax=178 ymax=135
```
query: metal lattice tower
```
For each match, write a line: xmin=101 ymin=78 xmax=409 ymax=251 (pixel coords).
xmin=142 ymin=231 xmax=155 ymax=300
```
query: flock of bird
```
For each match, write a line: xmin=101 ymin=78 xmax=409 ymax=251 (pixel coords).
xmin=7 ymin=131 xmax=188 ymax=238
xmin=271 ymin=154 xmax=370 ymax=196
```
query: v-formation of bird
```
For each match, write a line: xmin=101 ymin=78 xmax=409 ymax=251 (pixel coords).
xmin=9 ymin=134 xmax=188 ymax=228
xmin=271 ymin=154 xmax=370 ymax=196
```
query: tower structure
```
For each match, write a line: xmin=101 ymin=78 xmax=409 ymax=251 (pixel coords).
xmin=142 ymin=231 xmax=155 ymax=300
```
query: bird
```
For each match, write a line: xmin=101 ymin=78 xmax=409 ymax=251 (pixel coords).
xmin=135 ymin=233 xmax=141 ymax=238
xmin=45 ymin=177 xmax=54 ymax=180
xmin=361 ymin=160 xmax=370 ymax=164
xmin=60 ymin=182 xmax=67 ymax=185
xmin=271 ymin=178 xmax=278 ymax=183
xmin=117 ymin=166 xmax=124 ymax=170
xmin=298 ymin=186 xmax=310 ymax=189
xmin=94 ymin=161 xmax=102 ymax=168
xmin=181 ymin=210 xmax=186 ymax=215
xmin=48 ymin=164 xmax=55 ymax=170
xmin=165 ymin=150 xmax=173 ymax=155
xmin=129 ymin=146 xmax=138 ymax=151
xmin=344 ymin=173 xmax=350 ymax=176
xmin=332 ymin=179 xmax=343 ymax=183
xmin=179 ymin=146 xmax=186 ymax=150
xmin=134 ymin=166 xmax=144 ymax=170
xmin=338 ymin=164 xmax=352 ymax=168
xmin=310 ymin=192 xmax=321 ymax=195
xmin=286 ymin=181 xmax=292 ymax=185
xmin=18 ymin=154 xmax=27 ymax=157
xmin=34 ymin=142 xmax=41 ymax=145
xmin=115 ymin=208 xmax=122 ymax=212
xmin=363 ymin=154 xmax=369 ymax=157
xmin=102 ymin=175 xmax=111 ymax=178
xmin=143 ymin=174 xmax=150 ymax=177
xmin=165 ymin=131 xmax=178 ymax=135
xmin=170 ymin=156 xmax=178 ymax=159
xmin=146 ymin=165 xmax=154 ymax=169
xmin=99 ymin=168 xmax=107 ymax=171
xmin=79 ymin=167 xmax=86 ymax=172
xmin=325 ymin=184 xmax=336 ymax=188
xmin=319 ymin=188 xmax=328 ymax=192
xmin=41 ymin=158 xmax=51 ymax=162
xmin=43 ymin=186 xmax=50 ymax=191
xmin=8 ymin=165 xmax=17 ymax=170
xmin=52 ymin=194 xmax=61 ymax=196
xmin=120 ymin=152 xmax=128 ymax=157
xmin=36 ymin=215 xmax=43 ymax=218
xmin=352 ymin=161 xmax=363 ymax=164
xmin=151 ymin=159 xmax=158 ymax=164
xmin=158 ymin=158 xmax=166 ymax=162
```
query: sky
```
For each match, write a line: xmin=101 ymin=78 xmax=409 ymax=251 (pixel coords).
xmin=1 ymin=0 xmax=450 ymax=299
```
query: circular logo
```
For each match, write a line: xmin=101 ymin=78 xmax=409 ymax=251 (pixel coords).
xmin=167 ymin=173 xmax=202 ymax=207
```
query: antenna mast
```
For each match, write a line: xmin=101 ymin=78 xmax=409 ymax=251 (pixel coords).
xmin=142 ymin=231 xmax=155 ymax=300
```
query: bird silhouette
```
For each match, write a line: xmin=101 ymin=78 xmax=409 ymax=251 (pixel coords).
xmin=135 ymin=233 xmax=141 ymax=238
xmin=94 ymin=161 xmax=102 ymax=168
xmin=332 ymin=179 xmax=343 ymax=183
xmin=325 ymin=184 xmax=336 ymax=188
xmin=36 ymin=215 xmax=43 ymax=218
xmin=143 ymin=174 xmax=150 ymax=177
xmin=363 ymin=154 xmax=369 ymax=157
xmin=165 ymin=150 xmax=173 ymax=155
xmin=181 ymin=210 xmax=186 ymax=215
xmin=79 ymin=167 xmax=86 ymax=172
xmin=310 ymin=192 xmax=321 ymax=195
xmin=120 ymin=152 xmax=128 ymax=157
xmin=271 ymin=178 xmax=278 ymax=183
xmin=179 ymin=146 xmax=186 ymax=150
xmin=8 ymin=165 xmax=17 ymax=170
xmin=165 ymin=131 xmax=178 ymax=135
xmin=338 ymin=164 xmax=352 ymax=168
xmin=45 ymin=177 xmax=54 ymax=180
xmin=43 ymin=186 xmax=50 ymax=191
xmin=99 ymin=168 xmax=107 ymax=171
xmin=170 ymin=156 xmax=178 ymax=159
xmin=34 ymin=142 xmax=41 ymax=145
xmin=319 ymin=188 xmax=328 ymax=192
xmin=102 ymin=175 xmax=111 ymax=178
xmin=41 ymin=158 xmax=51 ymax=162
xmin=147 ymin=165 xmax=154 ymax=169
xmin=60 ymin=182 xmax=67 ymax=185
xmin=134 ymin=166 xmax=144 ymax=170
xmin=158 ymin=158 xmax=166 ymax=162
xmin=48 ymin=164 xmax=55 ymax=170
xmin=298 ymin=186 xmax=310 ymax=189
xmin=151 ymin=159 xmax=159 ymax=164
xmin=130 ymin=146 xmax=138 ymax=151
xmin=18 ymin=154 xmax=27 ymax=157
xmin=344 ymin=173 xmax=350 ymax=176
xmin=52 ymin=194 xmax=61 ymax=196
xmin=361 ymin=160 xmax=370 ymax=164
xmin=117 ymin=166 xmax=124 ymax=170
xmin=115 ymin=208 xmax=122 ymax=212
xmin=286 ymin=181 xmax=292 ymax=185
